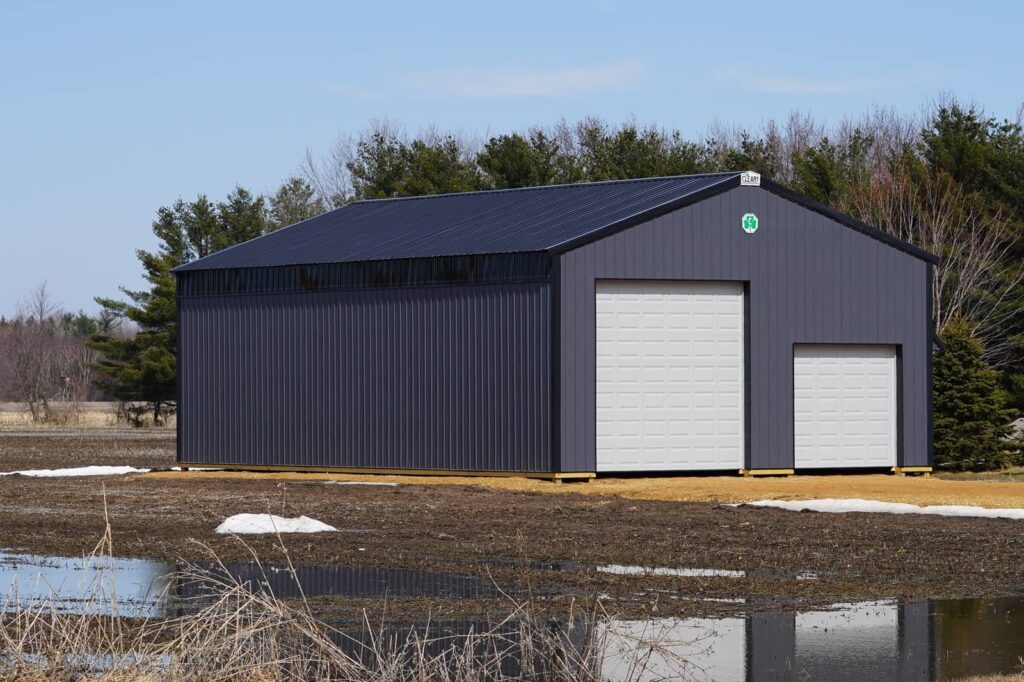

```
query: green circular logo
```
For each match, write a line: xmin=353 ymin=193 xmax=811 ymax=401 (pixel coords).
xmin=742 ymin=213 xmax=759 ymax=234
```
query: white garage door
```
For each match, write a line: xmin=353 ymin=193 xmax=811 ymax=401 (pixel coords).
xmin=793 ymin=345 xmax=897 ymax=469
xmin=595 ymin=280 xmax=745 ymax=472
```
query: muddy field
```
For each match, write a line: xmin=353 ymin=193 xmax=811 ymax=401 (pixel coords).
xmin=2 ymin=431 xmax=1023 ymax=621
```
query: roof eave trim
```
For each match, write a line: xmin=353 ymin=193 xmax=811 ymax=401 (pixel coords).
xmin=170 ymin=203 xmax=358 ymax=273
xmin=546 ymin=175 xmax=741 ymax=255
xmin=759 ymin=179 xmax=941 ymax=265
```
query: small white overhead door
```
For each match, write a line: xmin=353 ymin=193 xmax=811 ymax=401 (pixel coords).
xmin=793 ymin=345 xmax=897 ymax=469
xmin=595 ymin=280 xmax=744 ymax=472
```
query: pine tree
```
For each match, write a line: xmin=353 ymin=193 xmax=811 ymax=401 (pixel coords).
xmin=90 ymin=188 xmax=270 ymax=425
xmin=269 ymin=177 xmax=325 ymax=229
xmin=933 ymin=319 xmax=1017 ymax=470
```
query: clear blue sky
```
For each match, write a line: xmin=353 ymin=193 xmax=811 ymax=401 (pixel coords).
xmin=1 ymin=0 xmax=1021 ymax=315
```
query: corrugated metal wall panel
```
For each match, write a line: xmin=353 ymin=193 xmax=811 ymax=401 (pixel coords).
xmin=179 ymin=283 xmax=551 ymax=471
xmin=559 ymin=186 xmax=930 ymax=471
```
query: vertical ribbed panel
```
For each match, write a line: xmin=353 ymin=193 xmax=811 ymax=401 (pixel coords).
xmin=559 ymin=186 xmax=930 ymax=471
xmin=179 ymin=282 xmax=551 ymax=471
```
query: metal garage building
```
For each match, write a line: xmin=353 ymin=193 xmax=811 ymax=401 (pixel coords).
xmin=174 ymin=171 xmax=937 ymax=477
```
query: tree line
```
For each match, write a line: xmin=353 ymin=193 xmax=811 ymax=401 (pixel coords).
xmin=15 ymin=97 xmax=1024 ymax=469
xmin=0 ymin=283 xmax=118 ymax=420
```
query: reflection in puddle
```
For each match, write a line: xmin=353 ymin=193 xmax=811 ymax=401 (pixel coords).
xmin=601 ymin=599 xmax=1024 ymax=681
xmin=178 ymin=561 xmax=509 ymax=603
xmin=601 ymin=617 xmax=745 ymax=681
xmin=2 ymin=551 xmax=1023 ymax=679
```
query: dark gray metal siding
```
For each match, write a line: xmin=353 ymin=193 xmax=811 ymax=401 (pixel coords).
xmin=558 ymin=186 xmax=931 ymax=471
xmin=179 ymin=282 xmax=551 ymax=471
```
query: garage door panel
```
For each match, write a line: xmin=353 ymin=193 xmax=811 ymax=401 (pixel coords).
xmin=794 ymin=345 xmax=897 ymax=469
xmin=596 ymin=280 xmax=745 ymax=472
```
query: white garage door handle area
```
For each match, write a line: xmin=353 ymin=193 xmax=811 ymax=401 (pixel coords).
xmin=595 ymin=280 xmax=745 ymax=472
xmin=793 ymin=344 xmax=897 ymax=469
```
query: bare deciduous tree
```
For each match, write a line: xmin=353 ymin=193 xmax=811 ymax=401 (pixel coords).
xmin=0 ymin=283 xmax=108 ymax=421
xmin=301 ymin=139 xmax=353 ymax=210
xmin=850 ymin=169 xmax=1024 ymax=365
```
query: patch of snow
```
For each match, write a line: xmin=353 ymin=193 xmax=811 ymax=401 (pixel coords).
xmin=0 ymin=465 xmax=149 ymax=478
xmin=681 ymin=596 xmax=747 ymax=604
xmin=737 ymin=498 xmax=1024 ymax=520
xmin=597 ymin=564 xmax=745 ymax=578
xmin=215 ymin=514 xmax=337 ymax=534
xmin=169 ymin=466 xmax=220 ymax=472
xmin=324 ymin=481 xmax=399 ymax=487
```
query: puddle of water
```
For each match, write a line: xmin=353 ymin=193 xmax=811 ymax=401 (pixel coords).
xmin=599 ymin=599 xmax=1024 ymax=681
xmin=0 ymin=551 xmax=173 ymax=617
xmin=3 ymin=551 xmax=1023 ymax=680
xmin=178 ymin=561 xmax=508 ymax=604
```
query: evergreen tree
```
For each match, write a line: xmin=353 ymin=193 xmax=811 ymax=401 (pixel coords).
xmin=713 ymin=132 xmax=784 ymax=180
xmin=347 ymin=124 xmax=409 ymax=199
xmin=216 ymin=187 xmax=268 ymax=250
xmin=933 ymin=319 xmax=1018 ymax=470
xmin=922 ymin=105 xmax=990 ymax=185
xmin=477 ymin=131 xmax=566 ymax=189
xmin=269 ymin=177 xmax=325 ymax=228
xmin=90 ymin=188 xmax=270 ymax=425
xmin=397 ymin=136 xmax=483 ymax=196
xmin=575 ymin=120 xmax=711 ymax=181
xmin=791 ymin=132 xmax=873 ymax=208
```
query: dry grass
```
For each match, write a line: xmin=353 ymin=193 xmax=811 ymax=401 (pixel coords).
xmin=939 ymin=467 xmax=1024 ymax=482
xmin=0 ymin=403 xmax=176 ymax=429
xmin=146 ymin=470 xmax=1024 ymax=510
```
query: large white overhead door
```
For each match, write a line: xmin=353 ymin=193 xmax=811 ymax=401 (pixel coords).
xmin=595 ymin=280 xmax=745 ymax=472
xmin=793 ymin=345 xmax=897 ymax=469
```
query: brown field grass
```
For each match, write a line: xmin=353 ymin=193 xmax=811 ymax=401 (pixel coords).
xmin=0 ymin=402 xmax=176 ymax=429
xmin=146 ymin=470 xmax=1024 ymax=509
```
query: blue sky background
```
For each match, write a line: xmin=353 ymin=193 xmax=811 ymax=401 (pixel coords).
xmin=1 ymin=0 xmax=1021 ymax=314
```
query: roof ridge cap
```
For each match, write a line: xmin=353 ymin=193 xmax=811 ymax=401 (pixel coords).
xmin=353 ymin=172 xmax=741 ymax=204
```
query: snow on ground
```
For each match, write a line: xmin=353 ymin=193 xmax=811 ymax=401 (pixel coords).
xmin=738 ymin=498 xmax=1024 ymax=520
xmin=598 ymin=564 xmax=745 ymax=578
xmin=215 ymin=514 xmax=337 ymax=534
xmin=0 ymin=465 xmax=150 ymax=477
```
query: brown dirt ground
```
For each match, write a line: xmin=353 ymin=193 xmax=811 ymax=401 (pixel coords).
xmin=2 ymin=431 xmax=1023 ymax=621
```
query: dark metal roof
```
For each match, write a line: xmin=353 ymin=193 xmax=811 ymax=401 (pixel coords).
xmin=173 ymin=172 xmax=938 ymax=272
